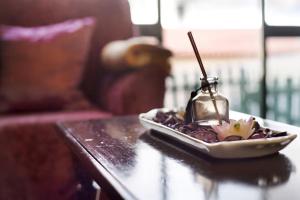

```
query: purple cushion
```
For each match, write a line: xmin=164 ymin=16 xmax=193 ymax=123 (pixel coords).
xmin=0 ymin=17 xmax=95 ymax=113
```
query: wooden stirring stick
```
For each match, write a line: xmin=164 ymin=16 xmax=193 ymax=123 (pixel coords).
xmin=187 ymin=31 xmax=222 ymax=125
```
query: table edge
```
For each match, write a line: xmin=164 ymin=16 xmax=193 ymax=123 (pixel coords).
xmin=56 ymin=122 xmax=138 ymax=200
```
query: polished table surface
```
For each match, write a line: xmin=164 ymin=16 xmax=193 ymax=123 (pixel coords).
xmin=58 ymin=111 xmax=300 ymax=200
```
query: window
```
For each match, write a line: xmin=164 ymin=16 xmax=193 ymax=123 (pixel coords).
xmin=128 ymin=0 xmax=158 ymax=25
xmin=161 ymin=0 xmax=261 ymax=29
xmin=265 ymin=0 xmax=300 ymax=26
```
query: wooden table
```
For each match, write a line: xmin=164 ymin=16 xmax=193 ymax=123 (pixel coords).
xmin=57 ymin=111 xmax=300 ymax=200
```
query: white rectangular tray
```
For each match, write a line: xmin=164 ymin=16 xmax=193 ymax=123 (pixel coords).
xmin=139 ymin=108 xmax=297 ymax=159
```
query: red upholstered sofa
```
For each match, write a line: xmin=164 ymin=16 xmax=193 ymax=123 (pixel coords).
xmin=0 ymin=0 xmax=171 ymax=199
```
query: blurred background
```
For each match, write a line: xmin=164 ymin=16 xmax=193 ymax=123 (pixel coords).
xmin=128 ymin=0 xmax=300 ymax=125
xmin=1 ymin=1 xmax=299 ymax=199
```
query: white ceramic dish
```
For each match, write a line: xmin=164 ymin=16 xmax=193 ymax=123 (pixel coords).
xmin=139 ymin=108 xmax=298 ymax=159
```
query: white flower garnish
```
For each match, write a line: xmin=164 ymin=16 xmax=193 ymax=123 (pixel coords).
xmin=212 ymin=117 xmax=255 ymax=141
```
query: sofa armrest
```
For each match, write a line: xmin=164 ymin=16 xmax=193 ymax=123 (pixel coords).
xmin=97 ymin=37 xmax=172 ymax=115
xmin=98 ymin=65 xmax=170 ymax=115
